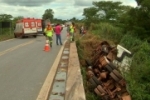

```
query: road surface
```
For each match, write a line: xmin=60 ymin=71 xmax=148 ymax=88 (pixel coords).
xmin=0 ymin=27 xmax=67 ymax=100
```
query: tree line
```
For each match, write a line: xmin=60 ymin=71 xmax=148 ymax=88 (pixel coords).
xmin=1 ymin=0 xmax=150 ymax=42
xmin=0 ymin=8 xmax=80 ymax=28
xmin=82 ymin=0 xmax=150 ymax=41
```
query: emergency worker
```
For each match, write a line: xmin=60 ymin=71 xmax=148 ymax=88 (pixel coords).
xmin=44 ymin=23 xmax=54 ymax=47
xmin=69 ymin=22 xmax=75 ymax=41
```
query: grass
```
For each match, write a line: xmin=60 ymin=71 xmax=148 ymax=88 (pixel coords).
xmin=0 ymin=28 xmax=14 ymax=41
xmin=75 ymin=32 xmax=103 ymax=100
xmin=81 ymin=66 xmax=102 ymax=100
xmin=76 ymin=22 xmax=150 ymax=100
xmin=0 ymin=34 xmax=14 ymax=41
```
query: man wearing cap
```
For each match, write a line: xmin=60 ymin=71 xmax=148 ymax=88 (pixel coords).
xmin=44 ymin=23 xmax=54 ymax=47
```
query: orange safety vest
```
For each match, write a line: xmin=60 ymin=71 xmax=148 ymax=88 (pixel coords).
xmin=47 ymin=27 xmax=52 ymax=31
xmin=44 ymin=26 xmax=53 ymax=37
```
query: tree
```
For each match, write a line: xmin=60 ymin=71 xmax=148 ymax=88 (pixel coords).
xmin=42 ymin=9 xmax=54 ymax=21
xmin=53 ymin=18 xmax=65 ymax=24
xmin=83 ymin=7 xmax=99 ymax=26
xmin=12 ymin=16 xmax=24 ymax=28
xmin=92 ymin=1 xmax=132 ymax=21
xmin=13 ymin=16 xmax=24 ymax=21
xmin=70 ymin=17 xmax=78 ymax=22
xmin=0 ymin=14 xmax=13 ymax=21
xmin=82 ymin=1 xmax=132 ymax=27
xmin=120 ymin=0 xmax=150 ymax=40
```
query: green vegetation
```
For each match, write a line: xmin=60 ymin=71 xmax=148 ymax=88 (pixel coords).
xmin=76 ymin=0 xmax=150 ymax=100
xmin=0 ymin=14 xmax=14 ymax=41
xmin=90 ymin=23 xmax=123 ymax=44
xmin=0 ymin=28 xmax=14 ymax=41
xmin=1 ymin=0 xmax=150 ymax=99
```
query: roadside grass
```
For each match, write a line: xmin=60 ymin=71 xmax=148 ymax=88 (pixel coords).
xmin=118 ymin=33 xmax=150 ymax=100
xmin=76 ymin=22 xmax=150 ymax=100
xmin=0 ymin=33 xmax=14 ymax=41
xmin=75 ymin=32 xmax=102 ymax=100
xmin=0 ymin=28 xmax=14 ymax=41
xmin=81 ymin=66 xmax=102 ymax=100
xmin=90 ymin=23 xmax=123 ymax=44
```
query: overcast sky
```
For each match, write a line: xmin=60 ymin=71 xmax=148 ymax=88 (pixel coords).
xmin=0 ymin=0 xmax=137 ymax=20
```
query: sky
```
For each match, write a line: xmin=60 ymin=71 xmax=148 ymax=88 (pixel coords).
xmin=0 ymin=0 xmax=137 ymax=20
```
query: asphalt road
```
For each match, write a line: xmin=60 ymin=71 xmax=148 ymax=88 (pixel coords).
xmin=0 ymin=27 xmax=67 ymax=100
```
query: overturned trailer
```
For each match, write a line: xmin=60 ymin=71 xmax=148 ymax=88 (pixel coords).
xmin=86 ymin=41 xmax=132 ymax=100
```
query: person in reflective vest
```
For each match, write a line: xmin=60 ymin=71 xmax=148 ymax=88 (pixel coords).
xmin=44 ymin=23 xmax=54 ymax=47
xmin=69 ymin=22 xmax=75 ymax=41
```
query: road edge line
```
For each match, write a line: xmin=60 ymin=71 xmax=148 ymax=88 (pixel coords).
xmin=36 ymin=40 xmax=67 ymax=100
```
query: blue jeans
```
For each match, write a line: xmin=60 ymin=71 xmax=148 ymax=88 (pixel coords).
xmin=56 ymin=34 xmax=62 ymax=45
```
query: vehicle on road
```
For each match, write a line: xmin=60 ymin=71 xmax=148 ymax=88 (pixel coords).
xmin=14 ymin=18 xmax=38 ymax=38
xmin=36 ymin=19 xmax=43 ymax=34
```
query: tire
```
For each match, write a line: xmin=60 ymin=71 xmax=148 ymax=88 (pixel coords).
xmin=85 ymin=59 xmax=92 ymax=66
xmin=33 ymin=35 xmax=37 ymax=38
xmin=110 ymin=72 xmax=120 ymax=82
xmin=97 ymin=85 xmax=107 ymax=94
xmin=43 ymin=32 xmax=45 ymax=36
xmin=94 ymin=88 xmax=102 ymax=96
xmin=112 ymin=69 xmax=123 ymax=79
xmin=92 ymin=76 xmax=101 ymax=85
xmin=105 ymin=65 xmax=113 ymax=72
xmin=21 ymin=35 xmax=24 ymax=38
xmin=89 ymin=78 xmax=98 ymax=89
xmin=102 ymin=95 xmax=110 ymax=100
xmin=108 ymin=62 xmax=117 ymax=69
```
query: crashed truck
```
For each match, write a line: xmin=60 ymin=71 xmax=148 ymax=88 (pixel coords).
xmin=86 ymin=41 xmax=132 ymax=100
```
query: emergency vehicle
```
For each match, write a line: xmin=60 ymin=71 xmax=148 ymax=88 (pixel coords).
xmin=35 ymin=19 xmax=43 ymax=34
xmin=14 ymin=18 xmax=38 ymax=38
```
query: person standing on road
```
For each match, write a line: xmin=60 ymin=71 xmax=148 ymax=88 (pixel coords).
xmin=54 ymin=23 xmax=63 ymax=45
xmin=44 ymin=23 xmax=54 ymax=47
xmin=66 ymin=24 xmax=70 ymax=40
xmin=69 ymin=22 xmax=75 ymax=42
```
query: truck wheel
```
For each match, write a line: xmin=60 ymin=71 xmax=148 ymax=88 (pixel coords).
xmin=89 ymin=78 xmax=98 ymax=89
xmin=105 ymin=65 xmax=113 ymax=72
xmin=108 ymin=62 xmax=117 ymax=69
xmin=110 ymin=72 xmax=120 ymax=82
xmin=92 ymin=76 xmax=101 ymax=85
xmin=43 ymin=32 xmax=45 ymax=36
xmin=112 ymin=69 xmax=123 ymax=79
xmin=102 ymin=95 xmax=110 ymax=100
xmin=94 ymin=88 xmax=102 ymax=96
xmin=97 ymin=85 xmax=107 ymax=94
xmin=33 ymin=35 xmax=37 ymax=38
xmin=85 ymin=59 xmax=92 ymax=66
xmin=21 ymin=35 xmax=24 ymax=38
